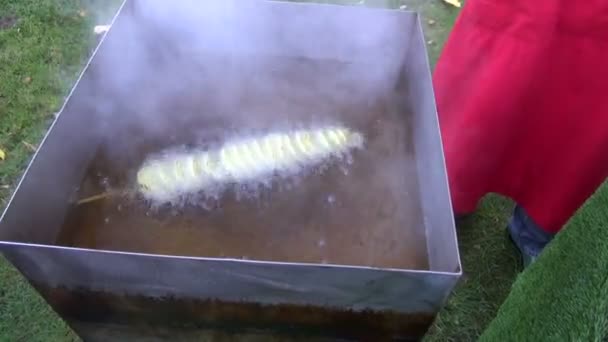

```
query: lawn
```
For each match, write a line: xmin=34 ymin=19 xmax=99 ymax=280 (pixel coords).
xmin=479 ymin=183 xmax=608 ymax=341
xmin=0 ymin=1 xmax=115 ymax=340
xmin=0 ymin=0 xmax=572 ymax=341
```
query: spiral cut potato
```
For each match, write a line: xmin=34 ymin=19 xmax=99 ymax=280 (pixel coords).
xmin=136 ymin=126 xmax=365 ymax=202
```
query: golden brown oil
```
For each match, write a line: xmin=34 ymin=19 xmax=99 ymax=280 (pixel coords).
xmin=56 ymin=56 xmax=429 ymax=270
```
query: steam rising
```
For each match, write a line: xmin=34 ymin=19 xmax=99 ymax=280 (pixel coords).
xmin=86 ymin=0 xmax=411 ymax=207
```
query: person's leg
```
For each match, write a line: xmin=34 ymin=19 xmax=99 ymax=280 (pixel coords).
xmin=507 ymin=205 xmax=555 ymax=268
xmin=454 ymin=212 xmax=473 ymax=227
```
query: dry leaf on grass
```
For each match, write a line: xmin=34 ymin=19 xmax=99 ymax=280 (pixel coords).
xmin=22 ymin=141 xmax=37 ymax=152
xmin=0 ymin=148 xmax=5 ymax=160
xmin=442 ymin=0 xmax=462 ymax=8
xmin=94 ymin=25 xmax=110 ymax=35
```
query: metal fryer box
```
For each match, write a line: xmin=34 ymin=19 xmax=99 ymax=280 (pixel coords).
xmin=0 ymin=0 xmax=461 ymax=340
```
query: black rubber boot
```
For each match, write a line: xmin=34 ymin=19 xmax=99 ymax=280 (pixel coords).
xmin=454 ymin=212 xmax=474 ymax=226
xmin=507 ymin=205 xmax=555 ymax=268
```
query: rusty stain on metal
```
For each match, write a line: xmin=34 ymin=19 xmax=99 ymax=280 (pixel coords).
xmin=38 ymin=285 xmax=435 ymax=341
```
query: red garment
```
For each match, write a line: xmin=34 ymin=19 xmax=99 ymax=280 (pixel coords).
xmin=433 ymin=0 xmax=608 ymax=233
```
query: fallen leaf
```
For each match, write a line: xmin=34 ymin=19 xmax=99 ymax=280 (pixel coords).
xmin=23 ymin=76 xmax=32 ymax=84
xmin=22 ymin=141 xmax=37 ymax=152
xmin=442 ymin=0 xmax=462 ymax=8
xmin=94 ymin=25 xmax=111 ymax=35
xmin=0 ymin=148 xmax=5 ymax=160
xmin=428 ymin=19 xmax=436 ymax=26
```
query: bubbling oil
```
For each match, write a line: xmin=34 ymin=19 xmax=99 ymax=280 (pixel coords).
xmin=57 ymin=56 xmax=429 ymax=270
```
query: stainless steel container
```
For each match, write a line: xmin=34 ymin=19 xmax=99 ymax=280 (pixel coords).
xmin=0 ymin=1 xmax=461 ymax=340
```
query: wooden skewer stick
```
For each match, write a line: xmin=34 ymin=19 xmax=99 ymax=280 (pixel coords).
xmin=76 ymin=189 xmax=134 ymax=205
xmin=76 ymin=192 xmax=114 ymax=205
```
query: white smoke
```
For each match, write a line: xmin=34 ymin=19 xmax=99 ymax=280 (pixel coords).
xmin=82 ymin=0 xmax=412 ymax=190
xmin=68 ymin=0 xmax=429 ymax=268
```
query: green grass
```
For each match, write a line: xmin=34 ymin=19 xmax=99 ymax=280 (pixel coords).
xmin=0 ymin=0 xmax=93 ymax=206
xmin=1 ymin=0 xmax=602 ymax=341
xmin=0 ymin=1 xmax=116 ymax=340
xmin=0 ymin=261 xmax=77 ymax=341
xmin=425 ymin=196 xmax=520 ymax=341
xmin=480 ymin=184 xmax=608 ymax=342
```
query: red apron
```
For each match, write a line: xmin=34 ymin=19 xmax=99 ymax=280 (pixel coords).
xmin=433 ymin=0 xmax=608 ymax=233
